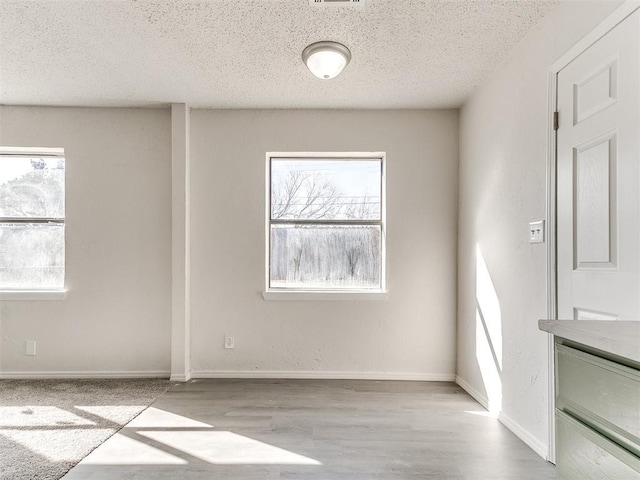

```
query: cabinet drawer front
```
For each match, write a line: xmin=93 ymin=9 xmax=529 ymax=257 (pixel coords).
xmin=557 ymin=410 xmax=640 ymax=479
xmin=557 ymin=344 xmax=640 ymax=453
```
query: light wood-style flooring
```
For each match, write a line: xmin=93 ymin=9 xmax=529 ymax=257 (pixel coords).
xmin=63 ymin=379 xmax=556 ymax=479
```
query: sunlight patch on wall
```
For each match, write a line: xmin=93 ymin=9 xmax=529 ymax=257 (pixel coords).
xmin=139 ymin=430 xmax=322 ymax=465
xmin=475 ymin=244 xmax=503 ymax=415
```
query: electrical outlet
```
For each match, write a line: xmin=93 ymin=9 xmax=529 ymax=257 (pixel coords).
xmin=529 ymin=220 xmax=544 ymax=244
xmin=26 ymin=340 xmax=37 ymax=356
xmin=224 ymin=335 xmax=235 ymax=349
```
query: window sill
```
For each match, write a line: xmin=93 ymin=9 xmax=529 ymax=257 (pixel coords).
xmin=263 ymin=290 xmax=389 ymax=301
xmin=0 ymin=290 xmax=67 ymax=301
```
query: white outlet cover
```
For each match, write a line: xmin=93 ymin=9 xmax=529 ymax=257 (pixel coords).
xmin=224 ymin=336 xmax=234 ymax=349
xmin=529 ymin=220 xmax=544 ymax=244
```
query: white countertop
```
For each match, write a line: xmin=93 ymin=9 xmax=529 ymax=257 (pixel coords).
xmin=539 ymin=320 xmax=640 ymax=364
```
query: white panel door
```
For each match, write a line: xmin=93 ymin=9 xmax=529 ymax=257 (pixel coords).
xmin=557 ymin=10 xmax=640 ymax=321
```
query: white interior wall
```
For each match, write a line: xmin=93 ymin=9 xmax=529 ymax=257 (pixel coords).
xmin=457 ymin=0 xmax=623 ymax=458
xmin=189 ymin=109 xmax=459 ymax=378
xmin=0 ymin=106 xmax=172 ymax=376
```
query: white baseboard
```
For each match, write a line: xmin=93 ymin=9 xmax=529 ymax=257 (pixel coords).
xmin=192 ymin=370 xmax=456 ymax=381
xmin=0 ymin=370 xmax=170 ymax=379
xmin=169 ymin=373 xmax=191 ymax=382
xmin=455 ymin=375 xmax=489 ymax=410
xmin=455 ymin=375 xmax=548 ymax=460
xmin=498 ymin=410 xmax=548 ymax=460
xmin=0 ymin=370 xmax=454 ymax=382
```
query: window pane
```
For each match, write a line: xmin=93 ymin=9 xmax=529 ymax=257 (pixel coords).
xmin=0 ymin=223 xmax=65 ymax=288
xmin=0 ymin=156 xmax=65 ymax=218
xmin=270 ymin=224 xmax=381 ymax=289
xmin=271 ymin=159 xmax=381 ymax=221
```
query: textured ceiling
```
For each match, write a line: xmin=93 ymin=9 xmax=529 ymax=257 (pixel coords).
xmin=0 ymin=0 xmax=557 ymax=109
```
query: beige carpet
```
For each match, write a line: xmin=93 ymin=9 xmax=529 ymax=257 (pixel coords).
xmin=0 ymin=378 xmax=173 ymax=480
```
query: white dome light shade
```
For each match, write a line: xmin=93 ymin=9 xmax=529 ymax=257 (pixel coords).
xmin=302 ymin=41 xmax=351 ymax=79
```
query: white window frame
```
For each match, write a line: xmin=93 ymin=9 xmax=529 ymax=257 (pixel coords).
xmin=0 ymin=146 xmax=67 ymax=300
xmin=264 ymin=152 xmax=387 ymax=301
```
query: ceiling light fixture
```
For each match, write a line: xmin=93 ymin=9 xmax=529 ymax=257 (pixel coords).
xmin=302 ymin=41 xmax=351 ymax=80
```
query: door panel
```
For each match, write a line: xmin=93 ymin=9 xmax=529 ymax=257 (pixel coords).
xmin=574 ymin=308 xmax=618 ymax=321
xmin=573 ymin=59 xmax=617 ymax=125
xmin=574 ymin=132 xmax=616 ymax=268
xmin=557 ymin=10 xmax=640 ymax=320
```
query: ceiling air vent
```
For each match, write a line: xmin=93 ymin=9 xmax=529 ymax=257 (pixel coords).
xmin=309 ymin=0 xmax=364 ymax=7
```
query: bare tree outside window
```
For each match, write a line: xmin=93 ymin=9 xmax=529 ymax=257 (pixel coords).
xmin=271 ymin=170 xmax=341 ymax=220
xmin=0 ymin=153 xmax=65 ymax=289
xmin=268 ymin=156 xmax=384 ymax=290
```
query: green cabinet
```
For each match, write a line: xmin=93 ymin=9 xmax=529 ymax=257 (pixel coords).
xmin=555 ymin=342 xmax=640 ymax=479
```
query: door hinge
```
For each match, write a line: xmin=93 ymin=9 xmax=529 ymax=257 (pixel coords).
xmin=553 ymin=111 xmax=559 ymax=131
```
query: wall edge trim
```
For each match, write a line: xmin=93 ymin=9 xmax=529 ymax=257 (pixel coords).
xmin=0 ymin=370 xmax=170 ymax=379
xmin=498 ymin=411 xmax=549 ymax=460
xmin=192 ymin=370 xmax=455 ymax=381
xmin=455 ymin=375 xmax=489 ymax=409
xmin=550 ymin=1 xmax=640 ymax=72
xmin=456 ymin=375 xmax=549 ymax=461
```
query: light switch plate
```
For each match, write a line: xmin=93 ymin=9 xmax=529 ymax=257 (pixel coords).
xmin=529 ymin=220 xmax=544 ymax=244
